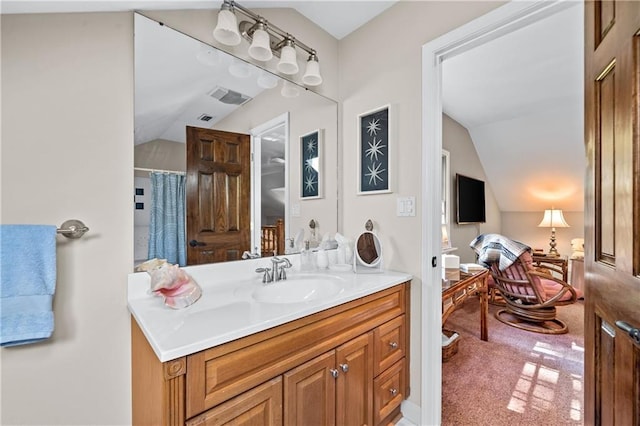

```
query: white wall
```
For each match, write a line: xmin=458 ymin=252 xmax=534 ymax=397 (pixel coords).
xmin=501 ymin=211 xmax=584 ymax=258
xmin=1 ymin=13 xmax=133 ymax=425
xmin=443 ymin=114 xmax=501 ymax=263
xmin=338 ymin=0 xmax=504 ymax=409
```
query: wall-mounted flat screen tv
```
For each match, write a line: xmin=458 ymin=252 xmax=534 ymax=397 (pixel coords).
xmin=456 ymin=174 xmax=486 ymax=224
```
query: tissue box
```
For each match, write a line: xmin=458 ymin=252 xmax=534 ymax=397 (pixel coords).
xmin=442 ymin=254 xmax=460 ymax=269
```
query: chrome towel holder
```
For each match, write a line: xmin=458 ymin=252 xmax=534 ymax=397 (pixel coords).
xmin=57 ymin=219 xmax=89 ymax=239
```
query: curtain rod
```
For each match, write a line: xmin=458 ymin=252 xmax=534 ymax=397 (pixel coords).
xmin=134 ymin=167 xmax=186 ymax=175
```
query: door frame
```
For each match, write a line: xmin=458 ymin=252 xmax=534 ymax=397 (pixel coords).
xmin=419 ymin=0 xmax=578 ymax=424
xmin=250 ymin=112 xmax=290 ymax=255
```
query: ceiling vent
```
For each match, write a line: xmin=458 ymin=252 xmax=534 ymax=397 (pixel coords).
xmin=198 ymin=114 xmax=214 ymax=122
xmin=207 ymin=86 xmax=252 ymax=106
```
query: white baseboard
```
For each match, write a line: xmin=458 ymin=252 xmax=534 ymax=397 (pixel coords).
xmin=401 ymin=399 xmax=421 ymax=425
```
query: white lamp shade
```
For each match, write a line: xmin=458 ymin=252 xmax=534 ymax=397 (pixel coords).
xmin=280 ymin=80 xmax=299 ymax=98
xmin=196 ymin=44 xmax=221 ymax=67
xmin=302 ymin=58 xmax=322 ymax=86
xmin=257 ymin=72 xmax=278 ymax=89
xmin=228 ymin=61 xmax=252 ymax=78
xmin=538 ymin=209 xmax=570 ymax=228
xmin=248 ymin=28 xmax=273 ymax=62
xmin=213 ymin=9 xmax=241 ymax=46
xmin=277 ymin=44 xmax=299 ymax=75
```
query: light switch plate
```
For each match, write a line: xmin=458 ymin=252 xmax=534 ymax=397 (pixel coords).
xmin=291 ymin=203 xmax=301 ymax=217
xmin=397 ymin=196 xmax=416 ymax=217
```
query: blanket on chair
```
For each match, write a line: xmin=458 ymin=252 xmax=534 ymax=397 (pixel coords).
xmin=470 ymin=233 xmax=531 ymax=271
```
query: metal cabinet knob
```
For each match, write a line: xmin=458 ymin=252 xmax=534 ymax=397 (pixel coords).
xmin=330 ymin=368 xmax=339 ymax=379
xmin=389 ymin=341 xmax=398 ymax=349
xmin=189 ymin=240 xmax=206 ymax=247
xmin=340 ymin=363 xmax=349 ymax=373
xmin=389 ymin=388 xmax=398 ymax=396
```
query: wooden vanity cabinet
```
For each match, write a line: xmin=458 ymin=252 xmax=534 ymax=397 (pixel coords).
xmin=131 ymin=282 xmax=410 ymax=426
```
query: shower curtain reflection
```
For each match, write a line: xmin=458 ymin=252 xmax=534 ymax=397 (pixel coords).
xmin=148 ymin=172 xmax=186 ymax=266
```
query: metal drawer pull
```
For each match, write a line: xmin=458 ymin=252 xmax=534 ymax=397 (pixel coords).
xmin=330 ymin=369 xmax=339 ymax=379
xmin=389 ymin=341 xmax=398 ymax=349
xmin=389 ymin=388 xmax=398 ymax=396
xmin=340 ymin=364 xmax=349 ymax=373
xmin=616 ymin=321 xmax=640 ymax=344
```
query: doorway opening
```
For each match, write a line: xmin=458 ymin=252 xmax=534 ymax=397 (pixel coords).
xmin=420 ymin=1 xmax=581 ymax=424
xmin=250 ymin=113 xmax=290 ymax=256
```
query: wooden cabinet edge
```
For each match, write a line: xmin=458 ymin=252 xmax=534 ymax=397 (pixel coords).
xmin=132 ymin=318 xmax=186 ymax=426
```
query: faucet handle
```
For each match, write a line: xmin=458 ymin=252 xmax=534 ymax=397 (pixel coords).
xmin=255 ymin=267 xmax=272 ymax=283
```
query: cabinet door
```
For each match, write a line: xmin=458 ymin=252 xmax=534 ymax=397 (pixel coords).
xmin=335 ymin=332 xmax=374 ymax=426
xmin=186 ymin=377 xmax=282 ymax=426
xmin=284 ymin=351 xmax=336 ymax=426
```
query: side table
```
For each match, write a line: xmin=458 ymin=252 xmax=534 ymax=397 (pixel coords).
xmin=532 ymin=254 xmax=568 ymax=281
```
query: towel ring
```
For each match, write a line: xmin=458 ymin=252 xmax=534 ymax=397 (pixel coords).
xmin=57 ymin=220 xmax=89 ymax=239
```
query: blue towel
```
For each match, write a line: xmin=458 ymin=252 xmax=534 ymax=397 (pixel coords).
xmin=1 ymin=225 xmax=57 ymax=347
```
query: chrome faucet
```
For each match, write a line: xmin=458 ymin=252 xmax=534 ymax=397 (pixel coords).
xmin=272 ymin=256 xmax=292 ymax=281
xmin=256 ymin=256 xmax=292 ymax=283
xmin=242 ymin=248 xmax=261 ymax=259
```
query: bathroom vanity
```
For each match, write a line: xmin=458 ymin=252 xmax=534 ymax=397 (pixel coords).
xmin=129 ymin=260 xmax=411 ymax=425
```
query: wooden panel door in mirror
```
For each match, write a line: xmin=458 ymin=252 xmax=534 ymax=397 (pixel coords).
xmin=186 ymin=126 xmax=250 ymax=265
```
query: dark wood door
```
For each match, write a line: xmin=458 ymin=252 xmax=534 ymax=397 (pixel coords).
xmin=584 ymin=2 xmax=640 ymax=424
xmin=186 ymin=126 xmax=250 ymax=265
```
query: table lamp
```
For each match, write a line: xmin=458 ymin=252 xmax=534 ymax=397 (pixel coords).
xmin=538 ymin=208 xmax=570 ymax=256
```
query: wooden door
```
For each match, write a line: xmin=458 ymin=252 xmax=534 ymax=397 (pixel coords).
xmin=186 ymin=377 xmax=283 ymax=426
xmin=335 ymin=333 xmax=374 ymax=426
xmin=584 ymin=2 xmax=640 ymax=424
xmin=186 ymin=126 xmax=250 ymax=265
xmin=284 ymin=351 xmax=336 ymax=426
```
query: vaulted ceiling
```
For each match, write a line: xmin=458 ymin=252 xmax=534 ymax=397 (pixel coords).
xmin=442 ymin=3 xmax=585 ymax=212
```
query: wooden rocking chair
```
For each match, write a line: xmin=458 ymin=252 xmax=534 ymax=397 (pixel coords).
xmin=489 ymin=251 xmax=578 ymax=334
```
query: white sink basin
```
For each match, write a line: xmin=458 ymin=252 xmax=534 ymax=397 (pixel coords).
xmin=252 ymin=274 xmax=345 ymax=304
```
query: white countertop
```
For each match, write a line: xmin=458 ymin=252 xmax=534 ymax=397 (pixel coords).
xmin=128 ymin=256 xmax=412 ymax=362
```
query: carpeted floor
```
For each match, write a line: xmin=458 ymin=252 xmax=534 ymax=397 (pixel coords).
xmin=442 ymin=297 xmax=585 ymax=425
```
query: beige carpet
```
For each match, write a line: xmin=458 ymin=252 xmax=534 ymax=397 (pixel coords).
xmin=442 ymin=297 xmax=584 ymax=425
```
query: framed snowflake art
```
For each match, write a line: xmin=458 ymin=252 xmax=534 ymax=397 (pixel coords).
xmin=358 ymin=105 xmax=391 ymax=194
xmin=300 ymin=129 xmax=323 ymax=199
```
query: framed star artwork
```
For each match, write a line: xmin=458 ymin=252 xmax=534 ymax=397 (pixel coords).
xmin=300 ymin=129 xmax=323 ymax=199
xmin=358 ymin=105 xmax=391 ymax=194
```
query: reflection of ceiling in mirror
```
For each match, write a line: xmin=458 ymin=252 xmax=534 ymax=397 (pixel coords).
xmin=134 ymin=13 xmax=283 ymax=146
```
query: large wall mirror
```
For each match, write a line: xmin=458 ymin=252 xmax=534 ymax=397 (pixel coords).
xmin=133 ymin=13 xmax=339 ymax=267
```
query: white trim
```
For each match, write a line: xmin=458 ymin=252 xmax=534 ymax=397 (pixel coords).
xmin=250 ymin=112 xmax=290 ymax=255
xmin=400 ymin=399 xmax=421 ymax=425
xmin=420 ymin=1 xmax=577 ymax=424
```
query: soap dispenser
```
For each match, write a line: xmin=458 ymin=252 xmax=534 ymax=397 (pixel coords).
xmin=300 ymin=240 xmax=315 ymax=271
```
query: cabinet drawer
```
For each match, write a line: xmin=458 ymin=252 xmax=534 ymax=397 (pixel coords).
xmin=373 ymin=358 xmax=406 ymax=426
xmin=186 ymin=377 xmax=283 ymax=426
xmin=373 ymin=315 xmax=405 ymax=376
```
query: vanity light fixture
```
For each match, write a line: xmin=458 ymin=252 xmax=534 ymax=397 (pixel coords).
xmin=212 ymin=0 xmax=323 ymax=86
